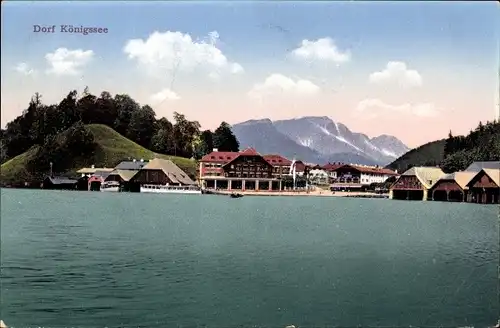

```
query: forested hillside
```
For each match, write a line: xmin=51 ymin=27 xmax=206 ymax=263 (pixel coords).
xmin=386 ymin=120 xmax=500 ymax=173
xmin=1 ymin=88 xmax=240 ymax=186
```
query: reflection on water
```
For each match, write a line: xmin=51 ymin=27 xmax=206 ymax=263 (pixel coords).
xmin=1 ymin=189 xmax=498 ymax=327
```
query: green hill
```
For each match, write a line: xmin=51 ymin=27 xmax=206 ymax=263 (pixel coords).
xmin=1 ymin=124 xmax=197 ymax=186
xmin=385 ymin=139 xmax=446 ymax=173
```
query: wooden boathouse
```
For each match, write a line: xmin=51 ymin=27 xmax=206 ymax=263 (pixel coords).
xmin=465 ymin=168 xmax=500 ymax=204
xmin=389 ymin=167 xmax=445 ymax=201
xmin=428 ymin=171 xmax=476 ymax=202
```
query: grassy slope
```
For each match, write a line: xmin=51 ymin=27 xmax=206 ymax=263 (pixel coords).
xmin=1 ymin=124 xmax=197 ymax=185
xmin=385 ymin=139 xmax=446 ymax=173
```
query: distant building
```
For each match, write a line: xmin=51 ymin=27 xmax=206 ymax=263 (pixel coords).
xmin=389 ymin=167 xmax=445 ymax=201
xmin=199 ymin=147 xmax=290 ymax=191
xmin=428 ymin=171 xmax=476 ymax=202
xmin=105 ymin=169 xmax=138 ymax=183
xmin=322 ymin=163 xmax=344 ymax=181
xmin=329 ymin=164 xmax=399 ymax=191
xmin=309 ymin=167 xmax=330 ymax=185
xmin=262 ymin=154 xmax=292 ymax=178
xmin=465 ymin=168 xmax=500 ymax=204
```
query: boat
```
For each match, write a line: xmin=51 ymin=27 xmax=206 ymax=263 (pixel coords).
xmin=101 ymin=181 xmax=120 ymax=192
xmin=230 ymin=193 xmax=244 ymax=198
xmin=140 ymin=184 xmax=202 ymax=194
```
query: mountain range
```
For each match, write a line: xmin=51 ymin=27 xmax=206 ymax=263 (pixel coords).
xmin=231 ymin=116 xmax=410 ymax=166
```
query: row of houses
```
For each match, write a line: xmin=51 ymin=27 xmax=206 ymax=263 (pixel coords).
xmin=198 ymin=147 xmax=399 ymax=191
xmin=389 ymin=161 xmax=500 ymax=204
xmin=43 ymin=158 xmax=196 ymax=191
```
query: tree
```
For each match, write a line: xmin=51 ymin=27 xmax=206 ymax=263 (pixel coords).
xmin=172 ymin=112 xmax=201 ymax=158
xmin=128 ymin=105 xmax=156 ymax=147
xmin=150 ymin=117 xmax=175 ymax=154
xmin=213 ymin=122 xmax=239 ymax=152
xmin=95 ymin=91 xmax=117 ymax=126
xmin=113 ymin=94 xmax=140 ymax=137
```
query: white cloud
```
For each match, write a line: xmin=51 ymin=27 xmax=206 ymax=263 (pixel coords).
xmin=150 ymin=88 xmax=180 ymax=104
xmin=45 ymin=48 xmax=94 ymax=76
xmin=356 ymin=98 xmax=439 ymax=118
xmin=124 ymin=30 xmax=244 ymax=77
xmin=291 ymin=38 xmax=350 ymax=64
xmin=14 ymin=62 xmax=35 ymax=76
xmin=248 ymin=74 xmax=320 ymax=99
xmin=369 ymin=61 xmax=423 ymax=88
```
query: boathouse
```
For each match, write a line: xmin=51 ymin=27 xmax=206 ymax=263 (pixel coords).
xmin=42 ymin=176 xmax=78 ymax=190
xmin=129 ymin=158 xmax=195 ymax=187
xmin=429 ymin=171 xmax=476 ymax=202
xmin=389 ymin=167 xmax=445 ymax=201
xmin=465 ymin=168 xmax=500 ymax=204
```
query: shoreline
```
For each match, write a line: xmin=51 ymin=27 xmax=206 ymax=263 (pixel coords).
xmin=207 ymin=189 xmax=389 ymax=198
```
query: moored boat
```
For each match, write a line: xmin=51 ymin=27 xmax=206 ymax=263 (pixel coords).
xmin=230 ymin=193 xmax=243 ymax=198
xmin=101 ymin=181 xmax=120 ymax=192
xmin=141 ymin=184 xmax=202 ymax=194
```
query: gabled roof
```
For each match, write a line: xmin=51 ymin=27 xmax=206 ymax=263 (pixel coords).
xmin=402 ymin=166 xmax=446 ymax=189
xmin=322 ymin=163 xmax=345 ymax=171
xmin=200 ymin=147 xmax=262 ymax=163
xmin=465 ymin=161 xmax=500 ymax=172
xmin=200 ymin=151 xmax=239 ymax=163
xmin=45 ymin=176 xmax=78 ymax=184
xmin=77 ymin=167 xmax=114 ymax=174
xmin=240 ymin=147 xmax=259 ymax=155
xmin=142 ymin=158 xmax=195 ymax=185
xmin=435 ymin=171 xmax=477 ymax=189
xmin=94 ymin=170 xmax=112 ymax=179
xmin=115 ymin=161 xmax=148 ymax=170
xmin=107 ymin=169 xmax=138 ymax=182
xmin=482 ymin=168 xmax=500 ymax=186
xmin=262 ymin=154 xmax=292 ymax=166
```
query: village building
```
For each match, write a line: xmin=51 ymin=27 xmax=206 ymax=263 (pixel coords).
xmin=465 ymin=168 xmax=500 ymax=204
xmin=428 ymin=171 xmax=476 ymax=202
xmin=322 ymin=163 xmax=344 ymax=181
xmin=262 ymin=154 xmax=292 ymax=178
xmin=129 ymin=158 xmax=196 ymax=187
xmin=42 ymin=176 xmax=78 ymax=190
xmin=199 ymin=148 xmax=293 ymax=191
xmin=329 ymin=164 xmax=399 ymax=191
xmin=389 ymin=167 xmax=445 ymax=201
xmin=309 ymin=166 xmax=330 ymax=185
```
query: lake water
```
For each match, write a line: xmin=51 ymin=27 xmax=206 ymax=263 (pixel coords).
xmin=1 ymin=189 xmax=498 ymax=327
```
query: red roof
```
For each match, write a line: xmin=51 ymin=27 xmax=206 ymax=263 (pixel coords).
xmin=263 ymin=154 xmax=292 ymax=166
xmin=200 ymin=151 xmax=239 ymax=163
xmin=200 ymin=147 xmax=262 ymax=163
xmin=322 ymin=163 xmax=345 ymax=171
xmin=240 ymin=147 xmax=259 ymax=155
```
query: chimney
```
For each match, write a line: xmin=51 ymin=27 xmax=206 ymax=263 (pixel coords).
xmin=213 ymin=148 xmax=218 ymax=152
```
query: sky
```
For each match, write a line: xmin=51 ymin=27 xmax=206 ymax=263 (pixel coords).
xmin=1 ymin=1 xmax=499 ymax=148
